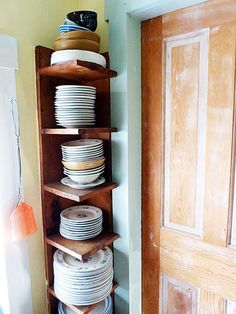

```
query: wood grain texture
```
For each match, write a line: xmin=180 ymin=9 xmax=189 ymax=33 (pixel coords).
xmin=199 ymin=290 xmax=226 ymax=314
xmin=163 ymin=0 xmax=236 ymax=38
xmin=41 ymin=127 xmax=117 ymax=135
xmin=203 ymin=22 xmax=236 ymax=246
xmin=141 ymin=16 xmax=163 ymax=314
xmin=44 ymin=182 xmax=117 ymax=203
xmin=38 ymin=58 xmax=117 ymax=82
xmin=47 ymin=233 xmax=119 ymax=261
xmin=167 ymin=42 xmax=199 ymax=229
xmin=142 ymin=0 xmax=236 ymax=312
xmin=164 ymin=28 xmax=209 ymax=236
xmin=161 ymin=274 xmax=198 ymax=314
xmin=160 ymin=228 xmax=236 ymax=301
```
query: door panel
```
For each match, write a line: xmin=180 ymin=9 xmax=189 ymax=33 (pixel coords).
xmin=142 ymin=0 xmax=236 ymax=313
xmin=164 ymin=29 xmax=209 ymax=236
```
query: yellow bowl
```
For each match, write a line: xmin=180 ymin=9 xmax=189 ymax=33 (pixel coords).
xmin=56 ymin=30 xmax=100 ymax=43
xmin=54 ymin=38 xmax=99 ymax=52
xmin=62 ymin=158 xmax=105 ymax=171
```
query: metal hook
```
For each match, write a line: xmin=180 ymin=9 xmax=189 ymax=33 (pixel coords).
xmin=9 ymin=97 xmax=22 ymax=202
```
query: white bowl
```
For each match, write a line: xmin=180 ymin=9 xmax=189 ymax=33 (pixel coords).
xmin=51 ymin=50 xmax=106 ymax=68
xmin=67 ymin=172 xmax=102 ymax=184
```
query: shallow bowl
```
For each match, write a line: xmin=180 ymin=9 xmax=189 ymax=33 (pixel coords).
xmin=67 ymin=172 xmax=102 ymax=184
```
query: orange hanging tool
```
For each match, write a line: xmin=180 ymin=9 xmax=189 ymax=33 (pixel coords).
xmin=9 ymin=97 xmax=37 ymax=241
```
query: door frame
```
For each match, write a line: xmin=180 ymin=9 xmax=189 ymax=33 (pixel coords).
xmin=105 ymin=1 xmax=207 ymax=313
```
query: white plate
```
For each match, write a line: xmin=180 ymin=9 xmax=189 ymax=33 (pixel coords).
xmin=62 ymin=147 xmax=103 ymax=153
xmin=51 ymin=50 xmax=106 ymax=68
xmin=57 ymin=123 xmax=95 ymax=127
xmin=61 ymin=205 xmax=102 ymax=222
xmin=60 ymin=230 xmax=102 ymax=241
xmin=56 ymin=85 xmax=96 ymax=90
xmin=55 ymin=100 xmax=95 ymax=104
xmin=61 ymin=219 xmax=103 ymax=228
xmin=54 ymin=247 xmax=112 ymax=271
xmin=62 ymin=139 xmax=103 ymax=149
xmin=61 ymin=176 xmax=105 ymax=189
xmin=54 ymin=284 xmax=113 ymax=306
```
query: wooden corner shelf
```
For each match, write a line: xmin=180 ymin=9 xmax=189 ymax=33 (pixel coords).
xmin=38 ymin=60 xmax=117 ymax=82
xmin=41 ymin=127 xmax=117 ymax=135
xmin=46 ymin=232 xmax=119 ymax=261
xmin=44 ymin=182 xmax=118 ymax=202
xmin=36 ymin=46 xmax=118 ymax=313
xmin=48 ymin=283 xmax=118 ymax=314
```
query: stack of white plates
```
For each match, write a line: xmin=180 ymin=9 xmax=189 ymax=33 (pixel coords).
xmin=58 ymin=295 xmax=113 ymax=314
xmin=51 ymin=50 xmax=106 ymax=67
xmin=60 ymin=205 xmax=103 ymax=240
xmin=54 ymin=247 xmax=113 ymax=305
xmin=61 ymin=139 xmax=105 ymax=185
xmin=55 ymin=85 xmax=96 ymax=128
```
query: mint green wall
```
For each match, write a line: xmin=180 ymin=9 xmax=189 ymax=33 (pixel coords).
xmin=105 ymin=1 xmax=207 ymax=313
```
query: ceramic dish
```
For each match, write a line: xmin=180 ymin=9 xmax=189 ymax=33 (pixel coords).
xmin=51 ymin=50 xmax=106 ymax=67
xmin=62 ymin=157 xmax=105 ymax=171
xmin=61 ymin=176 xmax=105 ymax=189
xmin=57 ymin=30 xmax=100 ymax=43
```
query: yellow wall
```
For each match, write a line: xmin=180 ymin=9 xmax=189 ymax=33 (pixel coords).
xmin=78 ymin=0 xmax=109 ymax=52
xmin=0 ymin=1 xmax=80 ymax=313
xmin=0 ymin=0 xmax=107 ymax=313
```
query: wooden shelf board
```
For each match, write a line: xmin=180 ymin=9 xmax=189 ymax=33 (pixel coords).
xmin=46 ymin=232 xmax=119 ymax=260
xmin=41 ymin=127 xmax=117 ymax=135
xmin=48 ymin=283 xmax=118 ymax=314
xmin=38 ymin=60 xmax=117 ymax=81
xmin=44 ymin=181 xmax=118 ymax=202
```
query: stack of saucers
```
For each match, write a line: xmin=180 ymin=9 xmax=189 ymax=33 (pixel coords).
xmin=55 ymin=85 xmax=96 ymax=128
xmin=60 ymin=205 xmax=103 ymax=240
xmin=54 ymin=247 xmax=113 ymax=305
xmin=61 ymin=139 xmax=105 ymax=187
xmin=58 ymin=295 xmax=113 ymax=314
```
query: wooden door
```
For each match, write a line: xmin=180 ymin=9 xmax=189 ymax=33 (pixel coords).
xmin=141 ymin=1 xmax=236 ymax=313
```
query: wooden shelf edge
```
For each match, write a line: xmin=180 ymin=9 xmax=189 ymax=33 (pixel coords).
xmin=41 ymin=127 xmax=118 ymax=135
xmin=46 ymin=232 xmax=119 ymax=260
xmin=38 ymin=59 xmax=117 ymax=82
xmin=48 ymin=283 xmax=118 ymax=314
xmin=44 ymin=181 xmax=118 ymax=202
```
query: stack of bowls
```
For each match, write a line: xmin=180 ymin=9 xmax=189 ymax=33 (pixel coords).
xmin=53 ymin=247 xmax=113 ymax=305
xmin=54 ymin=30 xmax=100 ymax=52
xmin=61 ymin=139 xmax=105 ymax=187
xmin=58 ymin=295 xmax=113 ymax=314
xmin=51 ymin=11 xmax=106 ymax=67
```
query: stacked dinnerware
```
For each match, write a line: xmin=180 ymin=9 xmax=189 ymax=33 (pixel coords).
xmin=53 ymin=247 xmax=113 ymax=305
xmin=54 ymin=30 xmax=100 ymax=52
xmin=59 ymin=24 xmax=91 ymax=33
xmin=60 ymin=205 xmax=103 ymax=240
xmin=58 ymin=295 xmax=113 ymax=314
xmin=51 ymin=11 xmax=105 ymax=66
xmin=54 ymin=85 xmax=96 ymax=128
xmin=61 ymin=139 xmax=105 ymax=187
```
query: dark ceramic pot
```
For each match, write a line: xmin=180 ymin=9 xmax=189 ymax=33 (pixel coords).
xmin=67 ymin=11 xmax=97 ymax=32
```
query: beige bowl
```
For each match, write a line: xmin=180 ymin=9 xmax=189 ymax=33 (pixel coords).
xmin=57 ymin=30 xmax=100 ymax=43
xmin=54 ymin=38 xmax=99 ymax=52
xmin=62 ymin=158 xmax=105 ymax=171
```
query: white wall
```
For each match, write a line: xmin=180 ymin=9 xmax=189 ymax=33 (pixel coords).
xmin=0 ymin=35 xmax=32 ymax=314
